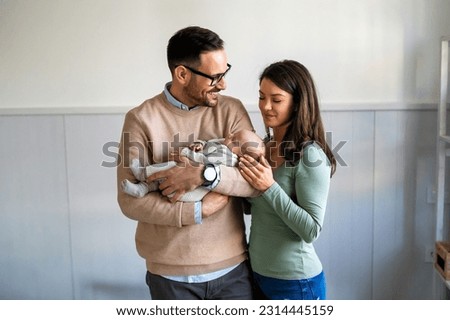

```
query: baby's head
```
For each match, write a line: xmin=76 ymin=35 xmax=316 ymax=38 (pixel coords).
xmin=223 ymin=129 xmax=265 ymax=160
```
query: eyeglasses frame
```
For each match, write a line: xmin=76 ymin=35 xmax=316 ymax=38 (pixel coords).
xmin=179 ymin=63 xmax=232 ymax=86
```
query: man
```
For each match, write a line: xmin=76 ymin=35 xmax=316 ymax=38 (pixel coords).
xmin=117 ymin=26 xmax=258 ymax=299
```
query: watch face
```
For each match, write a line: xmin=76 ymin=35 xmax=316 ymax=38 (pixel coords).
xmin=204 ymin=166 xmax=216 ymax=182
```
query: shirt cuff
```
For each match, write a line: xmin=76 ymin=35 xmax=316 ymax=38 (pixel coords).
xmin=194 ymin=201 xmax=202 ymax=224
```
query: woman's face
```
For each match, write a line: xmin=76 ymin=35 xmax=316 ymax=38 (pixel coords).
xmin=258 ymin=78 xmax=295 ymax=129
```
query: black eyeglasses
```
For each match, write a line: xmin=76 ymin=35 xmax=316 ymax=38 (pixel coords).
xmin=181 ymin=63 xmax=231 ymax=86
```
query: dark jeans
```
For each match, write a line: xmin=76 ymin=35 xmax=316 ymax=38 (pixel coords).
xmin=146 ymin=261 xmax=253 ymax=300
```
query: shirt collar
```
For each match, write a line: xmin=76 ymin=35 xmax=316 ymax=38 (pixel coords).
xmin=163 ymin=82 xmax=199 ymax=111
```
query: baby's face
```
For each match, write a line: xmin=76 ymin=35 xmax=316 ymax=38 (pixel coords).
xmin=223 ymin=133 xmax=243 ymax=157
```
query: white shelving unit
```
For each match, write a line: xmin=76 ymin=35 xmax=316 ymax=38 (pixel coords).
xmin=435 ymin=36 xmax=450 ymax=298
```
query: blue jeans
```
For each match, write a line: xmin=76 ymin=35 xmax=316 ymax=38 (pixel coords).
xmin=253 ymin=271 xmax=326 ymax=300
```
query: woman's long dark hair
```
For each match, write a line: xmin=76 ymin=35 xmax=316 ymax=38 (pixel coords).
xmin=260 ymin=60 xmax=336 ymax=177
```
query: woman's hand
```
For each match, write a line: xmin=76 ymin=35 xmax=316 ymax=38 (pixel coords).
xmin=239 ymin=154 xmax=275 ymax=192
xmin=202 ymin=192 xmax=229 ymax=218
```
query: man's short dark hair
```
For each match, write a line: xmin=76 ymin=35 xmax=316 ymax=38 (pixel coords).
xmin=167 ymin=26 xmax=224 ymax=73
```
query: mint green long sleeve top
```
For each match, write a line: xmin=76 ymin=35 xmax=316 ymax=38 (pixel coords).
xmin=248 ymin=143 xmax=331 ymax=280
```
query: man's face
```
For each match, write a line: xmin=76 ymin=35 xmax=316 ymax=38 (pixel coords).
xmin=183 ymin=49 xmax=228 ymax=107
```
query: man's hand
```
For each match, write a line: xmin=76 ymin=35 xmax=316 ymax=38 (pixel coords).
xmin=147 ymin=156 xmax=204 ymax=202
xmin=202 ymin=192 xmax=229 ymax=218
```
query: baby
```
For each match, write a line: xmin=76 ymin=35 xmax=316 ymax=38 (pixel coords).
xmin=121 ymin=129 xmax=265 ymax=201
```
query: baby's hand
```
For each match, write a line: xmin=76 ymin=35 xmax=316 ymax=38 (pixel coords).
xmin=189 ymin=141 xmax=205 ymax=152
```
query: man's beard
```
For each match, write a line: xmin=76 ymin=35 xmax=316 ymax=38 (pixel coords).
xmin=185 ymin=83 xmax=219 ymax=107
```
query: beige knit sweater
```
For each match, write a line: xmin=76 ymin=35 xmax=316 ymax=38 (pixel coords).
xmin=117 ymin=92 xmax=258 ymax=276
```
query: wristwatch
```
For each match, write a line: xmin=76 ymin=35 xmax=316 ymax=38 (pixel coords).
xmin=202 ymin=163 xmax=217 ymax=186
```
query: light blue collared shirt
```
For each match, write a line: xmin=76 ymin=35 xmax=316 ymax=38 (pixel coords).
xmin=163 ymin=82 xmax=199 ymax=111
xmin=162 ymin=82 xmax=236 ymax=283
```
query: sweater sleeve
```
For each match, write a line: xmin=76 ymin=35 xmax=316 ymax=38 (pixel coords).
xmin=214 ymin=165 xmax=261 ymax=197
xmin=117 ymin=110 xmax=196 ymax=227
xmin=261 ymin=146 xmax=331 ymax=243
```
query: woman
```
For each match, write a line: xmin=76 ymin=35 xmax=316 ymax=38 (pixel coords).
xmin=239 ymin=60 xmax=336 ymax=300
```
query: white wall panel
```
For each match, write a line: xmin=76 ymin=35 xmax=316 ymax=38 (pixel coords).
xmin=64 ymin=115 xmax=148 ymax=299
xmin=0 ymin=116 xmax=73 ymax=299
xmin=316 ymin=111 xmax=375 ymax=299
xmin=373 ymin=111 xmax=436 ymax=299
xmin=408 ymin=111 xmax=438 ymax=298
xmin=374 ymin=111 xmax=409 ymax=299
